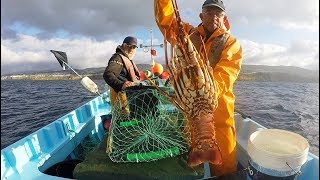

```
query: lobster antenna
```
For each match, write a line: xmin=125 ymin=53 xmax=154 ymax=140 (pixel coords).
xmin=199 ymin=35 xmax=210 ymax=66
xmin=171 ymin=0 xmax=188 ymax=41
xmin=171 ymin=0 xmax=192 ymax=64
xmin=172 ymin=0 xmax=181 ymax=23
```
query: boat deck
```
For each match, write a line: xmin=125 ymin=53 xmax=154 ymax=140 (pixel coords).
xmin=73 ymin=133 xmax=205 ymax=180
xmin=73 ymin=132 xmax=251 ymax=180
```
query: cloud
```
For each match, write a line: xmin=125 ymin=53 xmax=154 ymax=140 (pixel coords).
xmin=157 ymin=0 xmax=319 ymax=32
xmin=240 ymin=39 xmax=319 ymax=70
xmin=1 ymin=33 xmax=318 ymax=75
xmin=1 ymin=0 xmax=156 ymax=40
xmin=1 ymin=0 xmax=319 ymax=74
xmin=2 ymin=0 xmax=318 ymax=40
xmin=1 ymin=34 xmax=160 ymax=75
xmin=224 ymin=0 xmax=319 ymax=32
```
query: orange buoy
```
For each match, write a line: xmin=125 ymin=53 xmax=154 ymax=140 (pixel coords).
xmin=151 ymin=63 xmax=163 ymax=76
xmin=159 ymin=71 xmax=170 ymax=80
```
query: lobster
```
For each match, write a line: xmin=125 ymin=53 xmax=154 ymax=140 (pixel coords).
xmin=146 ymin=0 xmax=223 ymax=167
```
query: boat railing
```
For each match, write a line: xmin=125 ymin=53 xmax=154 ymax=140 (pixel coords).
xmin=1 ymin=91 xmax=111 ymax=180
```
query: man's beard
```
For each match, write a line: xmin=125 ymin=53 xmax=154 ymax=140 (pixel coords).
xmin=127 ymin=51 xmax=136 ymax=59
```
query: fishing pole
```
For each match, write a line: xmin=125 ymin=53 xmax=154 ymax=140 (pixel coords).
xmin=59 ymin=61 xmax=82 ymax=78
xmin=50 ymin=50 xmax=102 ymax=97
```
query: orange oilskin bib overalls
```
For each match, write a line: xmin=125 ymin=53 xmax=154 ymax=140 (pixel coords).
xmin=154 ymin=0 xmax=243 ymax=176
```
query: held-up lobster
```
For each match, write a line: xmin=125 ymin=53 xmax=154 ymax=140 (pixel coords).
xmin=145 ymin=0 xmax=223 ymax=166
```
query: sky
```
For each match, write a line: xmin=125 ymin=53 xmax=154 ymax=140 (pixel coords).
xmin=1 ymin=0 xmax=319 ymax=75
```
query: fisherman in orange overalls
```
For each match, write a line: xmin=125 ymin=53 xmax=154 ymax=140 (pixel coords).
xmin=154 ymin=0 xmax=243 ymax=176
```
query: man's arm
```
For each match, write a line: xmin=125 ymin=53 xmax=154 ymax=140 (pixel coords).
xmin=154 ymin=0 xmax=174 ymax=33
xmin=154 ymin=0 xmax=193 ymax=44
xmin=103 ymin=54 xmax=125 ymax=92
xmin=213 ymin=37 xmax=242 ymax=98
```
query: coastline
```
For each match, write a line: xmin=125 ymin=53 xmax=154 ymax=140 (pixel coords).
xmin=1 ymin=72 xmax=318 ymax=83
xmin=1 ymin=64 xmax=319 ymax=83
xmin=0 ymin=74 xmax=103 ymax=81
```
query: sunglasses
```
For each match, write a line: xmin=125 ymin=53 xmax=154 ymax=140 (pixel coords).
xmin=203 ymin=9 xmax=225 ymax=17
xmin=127 ymin=45 xmax=138 ymax=49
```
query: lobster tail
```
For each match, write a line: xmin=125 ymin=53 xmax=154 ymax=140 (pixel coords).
xmin=187 ymin=113 xmax=223 ymax=166
xmin=188 ymin=141 xmax=222 ymax=166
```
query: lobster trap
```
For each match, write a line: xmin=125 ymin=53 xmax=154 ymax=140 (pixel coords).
xmin=107 ymin=85 xmax=190 ymax=163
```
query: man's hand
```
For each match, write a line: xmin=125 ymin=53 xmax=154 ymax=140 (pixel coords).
xmin=122 ymin=81 xmax=134 ymax=89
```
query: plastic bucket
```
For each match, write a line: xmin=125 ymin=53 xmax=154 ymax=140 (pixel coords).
xmin=247 ymin=129 xmax=309 ymax=179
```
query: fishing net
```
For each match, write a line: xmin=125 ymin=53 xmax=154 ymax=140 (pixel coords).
xmin=107 ymin=84 xmax=190 ymax=163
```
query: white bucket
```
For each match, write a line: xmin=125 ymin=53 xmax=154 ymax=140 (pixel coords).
xmin=247 ymin=129 xmax=309 ymax=178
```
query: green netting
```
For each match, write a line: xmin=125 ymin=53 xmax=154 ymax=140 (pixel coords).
xmin=74 ymin=134 xmax=204 ymax=180
xmin=107 ymin=85 xmax=190 ymax=163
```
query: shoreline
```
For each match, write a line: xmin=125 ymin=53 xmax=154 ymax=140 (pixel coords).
xmin=1 ymin=73 xmax=319 ymax=83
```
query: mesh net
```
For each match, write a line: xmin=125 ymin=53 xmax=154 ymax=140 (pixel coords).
xmin=107 ymin=84 xmax=190 ymax=163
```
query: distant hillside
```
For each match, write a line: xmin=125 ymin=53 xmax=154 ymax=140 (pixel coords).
xmin=238 ymin=65 xmax=319 ymax=83
xmin=1 ymin=64 xmax=319 ymax=83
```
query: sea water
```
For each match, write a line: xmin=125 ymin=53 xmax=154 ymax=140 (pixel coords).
xmin=1 ymin=80 xmax=319 ymax=157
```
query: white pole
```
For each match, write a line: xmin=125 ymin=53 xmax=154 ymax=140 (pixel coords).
xmin=62 ymin=61 xmax=82 ymax=78
xmin=150 ymin=28 xmax=155 ymax=66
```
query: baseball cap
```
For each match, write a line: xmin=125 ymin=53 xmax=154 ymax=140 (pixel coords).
xmin=202 ymin=0 xmax=225 ymax=11
xmin=123 ymin=36 xmax=138 ymax=48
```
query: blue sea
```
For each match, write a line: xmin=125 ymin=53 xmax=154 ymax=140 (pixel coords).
xmin=1 ymin=80 xmax=319 ymax=156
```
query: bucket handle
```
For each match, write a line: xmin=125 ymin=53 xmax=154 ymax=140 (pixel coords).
xmin=246 ymin=160 xmax=302 ymax=177
xmin=286 ymin=162 xmax=302 ymax=176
